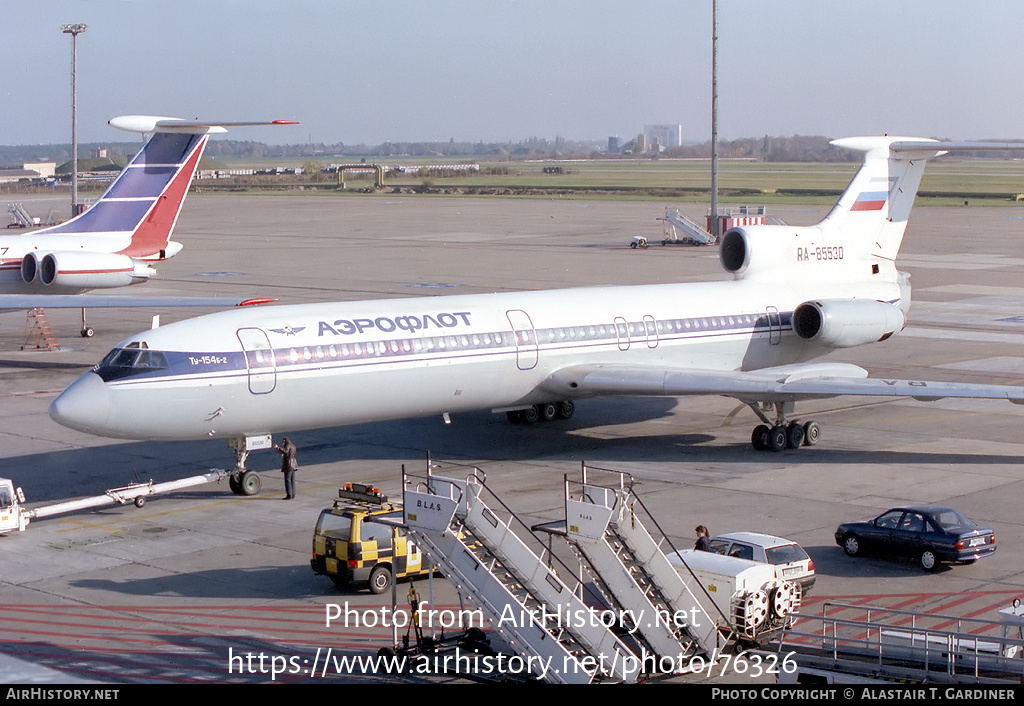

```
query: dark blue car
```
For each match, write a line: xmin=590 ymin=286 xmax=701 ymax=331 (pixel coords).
xmin=835 ymin=505 xmax=996 ymax=572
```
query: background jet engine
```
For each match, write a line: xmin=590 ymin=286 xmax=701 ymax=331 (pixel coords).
xmin=21 ymin=252 xmax=154 ymax=290
xmin=792 ymin=298 xmax=905 ymax=348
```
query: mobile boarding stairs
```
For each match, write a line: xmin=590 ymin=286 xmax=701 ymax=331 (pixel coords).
xmin=400 ymin=462 xmax=736 ymax=683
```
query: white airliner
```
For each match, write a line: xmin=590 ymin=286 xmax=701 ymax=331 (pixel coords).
xmin=49 ymin=136 xmax=1024 ymax=494
xmin=1 ymin=115 xmax=295 ymax=334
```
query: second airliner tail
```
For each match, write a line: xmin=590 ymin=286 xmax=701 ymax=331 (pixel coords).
xmin=35 ymin=117 xmax=299 ymax=261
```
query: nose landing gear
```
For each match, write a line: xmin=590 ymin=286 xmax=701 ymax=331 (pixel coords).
xmin=226 ymin=435 xmax=269 ymax=495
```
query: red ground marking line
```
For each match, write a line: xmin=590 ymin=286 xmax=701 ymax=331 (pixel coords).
xmin=912 ymin=592 xmax=1007 ymax=633
xmin=5 ymin=618 xmax=419 ymax=651
xmin=5 ymin=604 xmax=469 ymax=636
xmin=787 ymin=591 xmax=1024 ymax=646
xmin=0 ymin=645 xmax=227 ymax=679
xmin=7 ymin=604 xmax=465 ymax=634
xmin=6 ymin=623 xmax=400 ymax=648
xmin=808 ymin=590 xmax=1024 ymax=602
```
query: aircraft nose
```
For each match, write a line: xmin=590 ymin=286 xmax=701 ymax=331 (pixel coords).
xmin=49 ymin=372 xmax=110 ymax=436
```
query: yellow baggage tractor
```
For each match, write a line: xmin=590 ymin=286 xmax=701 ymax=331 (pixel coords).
xmin=311 ymin=483 xmax=430 ymax=594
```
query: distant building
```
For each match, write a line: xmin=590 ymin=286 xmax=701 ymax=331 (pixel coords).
xmin=644 ymin=124 xmax=682 ymax=149
xmin=0 ymin=162 xmax=55 ymax=184
xmin=24 ymin=162 xmax=56 ymax=179
xmin=608 ymin=136 xmax=621 ymax=153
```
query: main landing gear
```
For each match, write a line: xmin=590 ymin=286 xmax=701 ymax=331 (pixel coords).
xmin=747 ymin=401 xmax=820 ymax=452
xmin=506 ymin=401 xmax=575 ymax=424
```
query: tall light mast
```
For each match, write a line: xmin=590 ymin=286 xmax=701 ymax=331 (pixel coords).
xmin=710 ymin=0 xmax=719 ymax=237
xmin=62 ymin=23 xmax=87 ymax=219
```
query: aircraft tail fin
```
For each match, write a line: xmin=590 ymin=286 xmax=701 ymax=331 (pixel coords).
xmin=824 ymin=137 xmax=1024 ymax=264
xmin=720 ymin=137 xmax=1024 ymax=286
xmin=35 ymin=117 xmax=298 ymax=260
xmin=822 ymin=137 xmax=943 ymax=265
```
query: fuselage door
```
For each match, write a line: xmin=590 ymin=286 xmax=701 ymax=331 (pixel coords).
xmin=236 ymin=327 xmax=277 ymax=394
xmin=614 ymin=316 xmax=630 ymax=351
xmin=505 ymin=309 xmax=538 ymax=370
xmin=766 ymin=306 xmax=782 ymax=346
xmin=643 ymin=314 xmax=658 ymax=348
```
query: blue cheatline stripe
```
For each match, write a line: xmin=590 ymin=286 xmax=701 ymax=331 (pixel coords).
xmin=100 ymin=311 xmax=796 ymax=385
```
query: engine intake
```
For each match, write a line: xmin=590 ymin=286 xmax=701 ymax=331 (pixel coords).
xmin=793 ymin=299 xmax=905 ymax=348
xmin=20 ymin=251 xmax=153 ymax=290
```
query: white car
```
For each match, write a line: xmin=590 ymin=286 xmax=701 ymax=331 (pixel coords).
xmin=706 ymin=532 xmax=815 ymax=594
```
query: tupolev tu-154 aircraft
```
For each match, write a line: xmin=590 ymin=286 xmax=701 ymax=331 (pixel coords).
xmin=49 ymin=136 xmax=1024 ymax=494
xmin=1 ymin=115 xmax=295 ymax=334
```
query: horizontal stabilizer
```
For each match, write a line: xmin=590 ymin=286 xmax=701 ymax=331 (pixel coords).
xmin=109 ymin=116 xmax=299 ymax=135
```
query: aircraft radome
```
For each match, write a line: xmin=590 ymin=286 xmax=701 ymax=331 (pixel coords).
xmin=49 ymin=136 xmax=1024 ymax=495
xmin=1 ymin=115 xmax=296 ymax=335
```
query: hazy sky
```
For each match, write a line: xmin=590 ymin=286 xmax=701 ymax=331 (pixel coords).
xmin=3 ymin=1 xmax=1023 ymax=146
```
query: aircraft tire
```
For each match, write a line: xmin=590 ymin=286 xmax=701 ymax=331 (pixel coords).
xmin=557 ymin=401 xmax=575 ymax=419
xmin=228 ymin=475 xmax=242 ymax=495
xmin=239 ymin=471 xmax=262 ymax=496
xmin=768 ymin=425 xmax=788 ymax=452
xmin=751 ymin=425 xmax=770 ymax=451
xmin=522 ymin=406 xmax=539 ymax=424
xmin=802 ymin=421 xmax=821 ymax=446
xmin=539 ymin=403 xmax=558 ymax=421
xmin=786 ymin=421 xmax=805 ymax=449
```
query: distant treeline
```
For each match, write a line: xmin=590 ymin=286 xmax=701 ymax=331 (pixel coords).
xmin=4 ymin=134 xmax=1022 ymax=167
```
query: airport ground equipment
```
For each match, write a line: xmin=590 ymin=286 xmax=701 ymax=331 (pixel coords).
xmin=666 ymin=550 xmax=800 ymax=643
xmin=631 ymin=210 xmax=716 ymax=249
xmin=0 ymin=469 xmax=235 ymax=533
xmin=401 ymin=461 xmax=642 ymax=684
xmin=635 ymin=206 xmax=781 ymax=249
xmin=771 ymin=601 xmax=1024 ymax=684
xmin=665 ymin=208 xmax=716 ymax=245
xmin=544 ymin=465 xmax=728 ymax=662
xmin=374 ymin=581 xmax=513 ymax=682
xmin=0 ymin=479 xmax=28 ymax=533
xmin=21 ymin=308 xmax=59 ymax=351
xmin=7 ymin=203 xmax=38 ymax=229
xmin=311 ymin=482 xmax=432 ymax=593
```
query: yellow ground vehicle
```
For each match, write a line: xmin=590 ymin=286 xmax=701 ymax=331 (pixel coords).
xmin=311 ymin=483 xmax=429 ymax=594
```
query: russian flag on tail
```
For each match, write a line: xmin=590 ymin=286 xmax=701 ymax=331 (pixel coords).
xmin=850 ymin=191 xmax=888 ymax=211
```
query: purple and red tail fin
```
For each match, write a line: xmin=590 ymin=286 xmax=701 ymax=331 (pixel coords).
xmin=35 ymin=116 xmax=298 ymax=260
xmin=35 ymin=130 xmax=208 ymax=258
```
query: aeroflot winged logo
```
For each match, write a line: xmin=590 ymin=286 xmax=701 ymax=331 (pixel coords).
xmin=317 ymin=311 xmax=474 ymax=337
xmin=269 ymin=325 xmax=305 ymax=336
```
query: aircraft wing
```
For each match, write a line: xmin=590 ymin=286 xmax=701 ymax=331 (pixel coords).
xmin=541 ymin=362 xmax=1024 ymax=405
xmin=0 ymin=295 xmax=271 ymax=310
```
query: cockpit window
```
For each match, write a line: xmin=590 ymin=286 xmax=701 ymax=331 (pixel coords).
xmin=94 ymin=345 xmax=168 ymax=382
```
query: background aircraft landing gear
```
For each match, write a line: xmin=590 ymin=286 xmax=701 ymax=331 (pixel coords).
xmin=80 ymin=308 xmax=94 ymax=338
